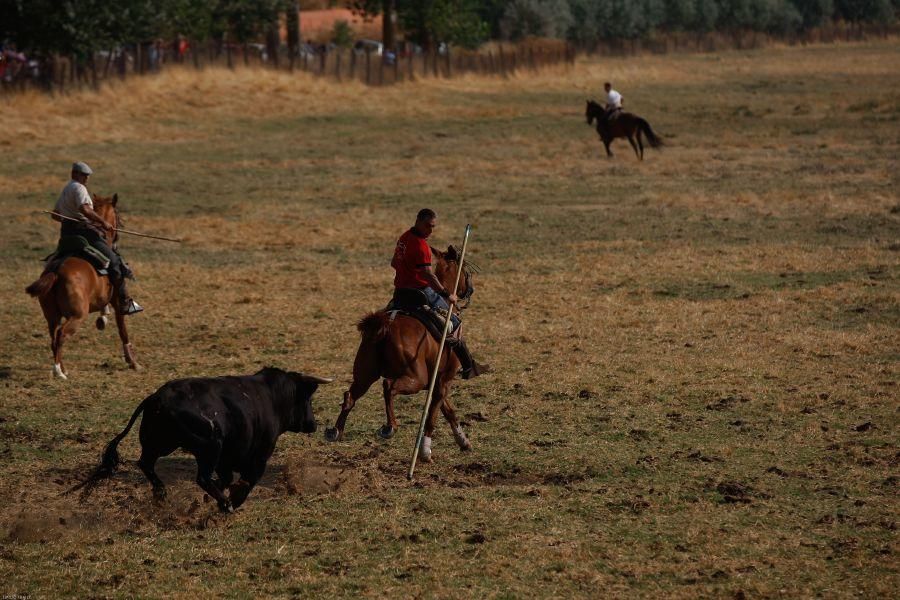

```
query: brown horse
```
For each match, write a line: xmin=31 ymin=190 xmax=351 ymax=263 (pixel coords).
xmin=585 ymin=99 xmax=663 ymax=160
xmin=25 ymin=193 xmax=138 ymax=379
xmin=324 ymin=246 xmax=475 ymax=463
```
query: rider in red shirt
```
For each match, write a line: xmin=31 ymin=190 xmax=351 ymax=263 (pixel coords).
xmin=391 ymin=208 xmax=489 ymax=379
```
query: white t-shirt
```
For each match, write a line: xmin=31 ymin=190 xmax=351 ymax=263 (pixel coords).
xmin=54 ymin=180 xmax=93 ymax=224
xmin=606 ymin=89 xmax=622 ymax=108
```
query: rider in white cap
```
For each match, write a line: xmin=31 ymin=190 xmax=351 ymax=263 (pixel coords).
xmin=52 ymin=162 xmax=142 ymax=315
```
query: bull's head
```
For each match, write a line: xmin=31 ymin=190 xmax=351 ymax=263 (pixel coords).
xmin=289 ymin=372 xmax=333 ymax=433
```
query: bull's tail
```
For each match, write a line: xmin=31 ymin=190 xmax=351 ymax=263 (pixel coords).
xmin=638 ymin=118 xmax=663 ymax=148
xmin=357 ymin=311 xmax=391 ymax=343
xmin=67 ymin=395 xmax=153 ymax=496
xmin=25 ymin=272 xmax=58 ymax=297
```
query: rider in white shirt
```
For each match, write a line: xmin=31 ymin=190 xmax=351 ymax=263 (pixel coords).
xmin=604 ymin=82 xmax=623 ymax=121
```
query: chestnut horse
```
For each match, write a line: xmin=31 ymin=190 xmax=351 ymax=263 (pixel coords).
xmin=325 ymin=246 xmax=475 ymax=463
xmin=585 ymin=99 xmax=663 ymax=160
xmin=25 ymin=193 xmax=138 ymax=379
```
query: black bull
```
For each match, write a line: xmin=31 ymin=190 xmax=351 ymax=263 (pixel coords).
xmin=73 ymin=367 xmax=332 ymax=512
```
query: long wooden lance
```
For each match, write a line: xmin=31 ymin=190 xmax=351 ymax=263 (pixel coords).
xmin=408 ymin=223 xmax=472 ymax=481
xmin=42 ymin=210 xmax=182 ymax=243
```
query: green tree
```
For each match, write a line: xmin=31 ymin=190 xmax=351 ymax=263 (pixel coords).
xmin=500 ymin=0 xmax=574 ymax=40
xmin=397 ymin=0 xmax=488 ymax=49
xmin=331 ymin=19 xmax=354 ymax=46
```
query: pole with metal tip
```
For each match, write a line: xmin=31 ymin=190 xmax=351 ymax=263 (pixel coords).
xmin=42 ymin=211 xmax=182 ymax=243
xmin=408 ymin=224 xmax=472 ymax=480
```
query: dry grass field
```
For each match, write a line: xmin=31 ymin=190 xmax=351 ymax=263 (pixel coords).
xmin=1 ymin=40 xmax=898 ymax=598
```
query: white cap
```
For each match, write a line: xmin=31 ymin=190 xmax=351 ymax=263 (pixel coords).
xmin=72 ymin=161 xmax=93 ymax=175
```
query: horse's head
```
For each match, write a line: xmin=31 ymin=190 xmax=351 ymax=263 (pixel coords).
xmin=586 ymin=99 xmax=599 ymax=125
xmin=432 ymin=245 xmax=478 ymax=309
xmin=91 ymin=193 xmax=121 ymax=249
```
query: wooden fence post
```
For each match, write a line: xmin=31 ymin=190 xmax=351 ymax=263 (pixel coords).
xmin=365 ymin=49 xmax=371 ymax=84
xmin=445 ymin=48 xmax=451 ymax=78
xmin=335 ymin=51 xmax=342 ymax=81
xmin=350 ymin=50 xmax=356 ymax=79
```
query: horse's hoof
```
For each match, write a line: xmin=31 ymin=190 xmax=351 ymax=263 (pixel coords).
xmin=218 ymin=501 xmax=234 ymax=514
xmin=460 ymin=441 xmax=472 ymax=452
xmin=324 ymin=427 xmax=342 ymax=442
xmin=129 ymin=362 xmax=141 ymax=371
xmin=96 ymin=316 xmax=107 ymax=331
xmin=52 ymin=364 xmax=68 ymax=380
xmin=420 ymin=437 xmax=433 ymax=463
xmin=378 ymin=425 xmax=395 ymax=439
xmin=152 ymin=487 xmax=167 ymax=502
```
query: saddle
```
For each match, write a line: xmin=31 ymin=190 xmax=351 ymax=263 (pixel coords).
xmin=386 ymin=288 xmax=451 ymax=341
xmin=42 ymin=235 xmax=110 ymax=275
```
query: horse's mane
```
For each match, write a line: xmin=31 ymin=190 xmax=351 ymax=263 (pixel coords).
xmin=432 ymin=245 xmax=480 ymax=276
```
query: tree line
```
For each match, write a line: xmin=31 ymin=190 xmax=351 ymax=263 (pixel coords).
xmin=1 ymin=0 xmax=897 ymax=60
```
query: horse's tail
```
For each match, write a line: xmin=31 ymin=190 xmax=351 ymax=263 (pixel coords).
xmin=357 ymin=311 xmax=391 ymax=343
xmin=25 ymin=272 xmax=58 ymax=297
xmin=67 ymin=394 xmax=153 ymax=497
xmin=638 ymin=118 xmax=663 ymax=148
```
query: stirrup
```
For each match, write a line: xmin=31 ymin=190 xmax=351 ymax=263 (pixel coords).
xmin=119 ymin=299 xmax=144 ymax=316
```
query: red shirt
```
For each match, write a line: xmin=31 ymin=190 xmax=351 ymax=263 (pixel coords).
xmin=392 ymin=228 xmax=432 ymax=288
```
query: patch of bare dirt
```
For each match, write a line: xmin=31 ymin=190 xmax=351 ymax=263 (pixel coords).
xmin=279 ymin=458 xmax=363 ymax=496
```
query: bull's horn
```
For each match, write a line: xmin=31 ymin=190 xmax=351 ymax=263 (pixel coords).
xmin=301 ymin=374 xmax=334 ymax=384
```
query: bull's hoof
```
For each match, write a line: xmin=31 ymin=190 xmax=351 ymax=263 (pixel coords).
xmin=378 ymin=425 xmax=395 ymax=439
xmin=324 ymin=427 xmax=342 ymax=442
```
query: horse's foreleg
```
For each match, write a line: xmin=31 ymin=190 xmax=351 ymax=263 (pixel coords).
xmin=114 ymin=310 xmax=139 ymax=370
xmin=440 ymin=388 xmax=471 ymax=452
xmin=636 ymin=130 xmax=645 ymax=160
xmin=602 ymin=137 xmax=613 ymax=157
xmin=627 ymin=134 xmax=640 ymax=160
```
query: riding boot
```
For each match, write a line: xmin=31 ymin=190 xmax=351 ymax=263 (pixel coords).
xmin=446 ymin=337 xmax=491 ymax=380
xmin=115 ymin=277 xmax=143 ymax=316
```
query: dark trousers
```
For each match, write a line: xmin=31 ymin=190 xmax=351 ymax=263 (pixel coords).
xmin=60 ymin=223 xmax=124 ymax=280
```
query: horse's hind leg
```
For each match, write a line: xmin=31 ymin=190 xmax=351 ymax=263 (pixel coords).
xmin=326 ymin=343 xmax=380 ymax=442
xmin=627 ymin=134 xmax=640 ymax=160
xmin=54 ymin=312 xmax=86 ymax=379
xmin=636 ymin=130 xmax=645 ymax=160
xmin=40 ymin=301 xmax=64 ymax=379
xmin=379 ymin=379 xmax=399 ymax=439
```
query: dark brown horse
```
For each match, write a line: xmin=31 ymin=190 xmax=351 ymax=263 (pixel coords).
xmin=25 ymin=193 xmax=138 ymax=379
xmin=586 ymin=99 xmax=663 ymax=160
xmin=324 ymin=246 xmax=475 ymax=463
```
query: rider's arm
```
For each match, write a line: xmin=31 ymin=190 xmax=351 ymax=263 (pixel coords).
xmin=423 ymin=265 xmax=459 ymax=305
xmin=78 ymin=204 xmax=113 ymax=231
